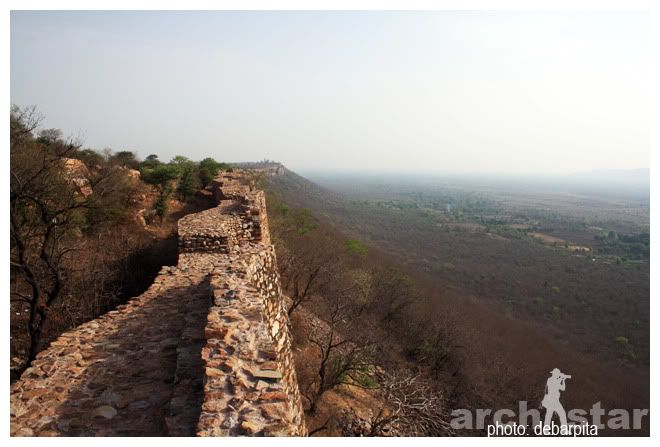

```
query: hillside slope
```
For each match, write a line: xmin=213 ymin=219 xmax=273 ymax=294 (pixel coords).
xmin=263 ymin=167 xmax=649 ymax=436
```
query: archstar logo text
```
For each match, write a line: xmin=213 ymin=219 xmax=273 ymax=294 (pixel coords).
xmin=450 ymin=368 xmax=649 ymax=436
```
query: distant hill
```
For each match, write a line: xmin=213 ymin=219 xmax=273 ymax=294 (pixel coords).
xmin=264 ymin=167 xmax=344 ymax=211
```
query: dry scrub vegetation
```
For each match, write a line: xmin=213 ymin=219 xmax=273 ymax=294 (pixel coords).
xmin=267 ymin=191 xmax=456 ymax=436
xmin=264 ymin=173 xmax=650 ymax=436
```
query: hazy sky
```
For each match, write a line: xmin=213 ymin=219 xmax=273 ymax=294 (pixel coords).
xmin=11 ymin=11 xmax=649 ymax=174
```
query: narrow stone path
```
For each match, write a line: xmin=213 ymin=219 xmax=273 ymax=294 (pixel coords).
xmin=10 ymin=269 xmax=210 ymax=436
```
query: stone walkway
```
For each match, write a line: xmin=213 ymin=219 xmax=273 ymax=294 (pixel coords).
xmin=10 ymin=269 xmax=210 ymax=436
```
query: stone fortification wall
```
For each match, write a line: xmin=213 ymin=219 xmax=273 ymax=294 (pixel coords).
xmin=10 ymin=170 xmax=305 ymax=437
xmin=195 ymin=173 xmax=304 ymax=436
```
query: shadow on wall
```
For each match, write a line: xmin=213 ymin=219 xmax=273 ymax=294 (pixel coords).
xmin=45 ymin=280 xmax=211 ymax=436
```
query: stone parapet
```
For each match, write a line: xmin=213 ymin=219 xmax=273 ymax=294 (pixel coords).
xmin=196 ymin=245 xmax=305 ymax=436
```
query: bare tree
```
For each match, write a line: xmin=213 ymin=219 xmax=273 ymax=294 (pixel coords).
xmin=372 ymin=267 xmax=415 ymax=322
xmin=10 ymin=106 xmax=91 ymax=375
xmin=305 ymin=278 xmax=376 ymax=414
xmin=283 ymin=244 xmax=336 ymax=317
xmin=341 ymin=370 xmax=455 ymax=436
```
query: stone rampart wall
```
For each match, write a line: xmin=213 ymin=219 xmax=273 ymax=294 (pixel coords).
xmin=10 ymin=170 xmax=305 ymax=437
xmin=195 ymin=173 xmax=305 ymax=435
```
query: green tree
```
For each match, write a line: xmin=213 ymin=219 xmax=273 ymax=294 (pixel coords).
xmin=167 ymin=155 xmax=198 ymax=199
xmin=198 ymin=157 xmax=223 ymax=186
xmin=74 ymin=148 xmax=105 ymax=167
xmin=345 ymin=239 xmax=368 ymax=256
xmin=140 ymin=164 xmax=179 ymax=191
xmin=140 ymin=164 xmax=179 ymax=220
xmin=109 ymin=150 xmax=140 ymax=169
xmin=176 ymin=161 xmax=200 ymax=199
xmin=169 ymin=155 xmax=191 ymax=173
xmin=140 ymin=154 xmax=161 ymax=169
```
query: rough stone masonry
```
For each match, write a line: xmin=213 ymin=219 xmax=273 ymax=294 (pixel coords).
xmin=10 ymin=170 xmax=307 ymax=437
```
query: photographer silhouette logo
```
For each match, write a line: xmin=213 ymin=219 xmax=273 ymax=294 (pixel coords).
xmin=450 ymin=366 xmax=649 ymax=436
xmin=541 ymin=368 xmax=571 ymax=428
